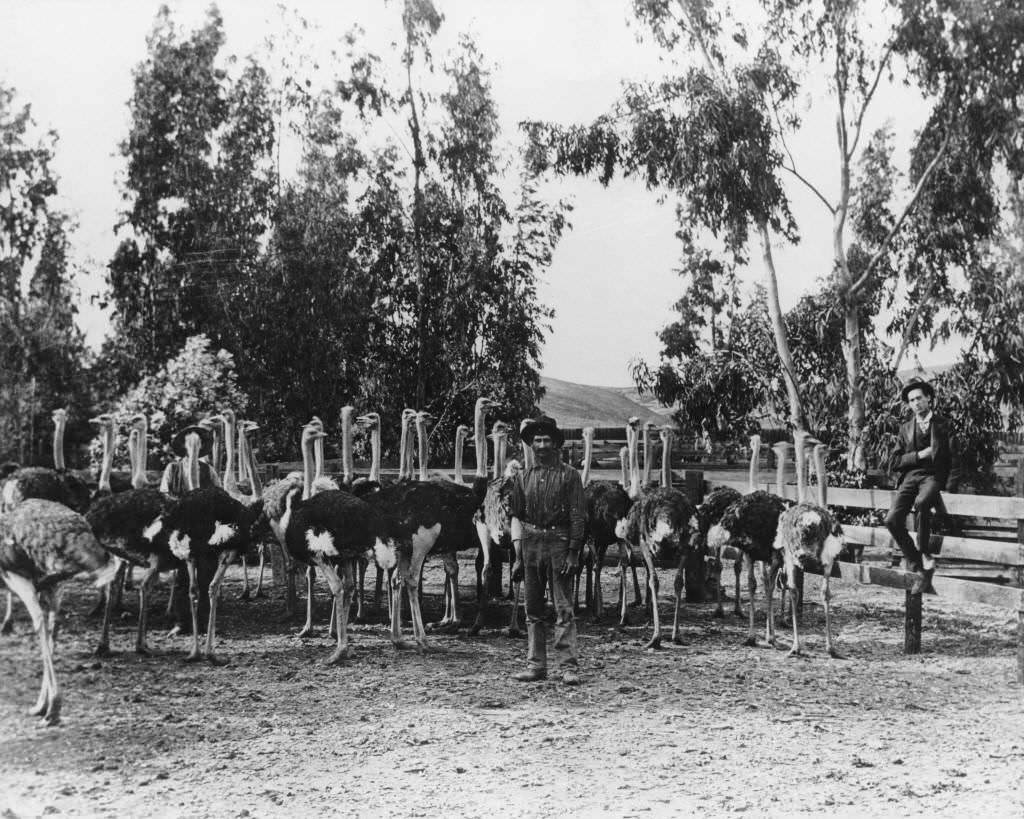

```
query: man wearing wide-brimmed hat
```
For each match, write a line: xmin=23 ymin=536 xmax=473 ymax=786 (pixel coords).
xmin=158 ymin=423 xmax=221 ymax=497
xmin=886 ymin=378 xmax=959 ymax=592
xmin=508 ymin=414 xmax=586 ymax=685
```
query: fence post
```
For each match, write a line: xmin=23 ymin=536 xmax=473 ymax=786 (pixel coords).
xmin=904 ymin=509 xmax=923 ymax=654
xmin=1016 ymin=457 xmax=1024 ymax=686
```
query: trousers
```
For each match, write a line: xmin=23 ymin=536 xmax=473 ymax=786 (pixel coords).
xmin=521 ymin=525 xmax=578 ymax=672
xmin=885 ymin=471 xmax=944 ymax=567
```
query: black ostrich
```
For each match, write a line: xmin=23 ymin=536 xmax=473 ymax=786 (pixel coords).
xmin=283 ymin=423 xmax=400 ymax=663
xmin=86 ymin=416 xmax=175 ymax=655
xmin=0 ymin=498 xmax=120 ymax=725
xmin=774 ymin=432 xmax=844 ymax=658
xmin=159 ymin=428 xmax=262 ymax=664
xmin=579 ymin=426 xmax=632 ymax=622
xmin=2 ymin=408 xmax=91 ymax=515
xmin=621 ymin=425 xmax=697 ymax=649
xmin=707 ymin=434 xmax=788 ymax=647
xmin=696 ymin=485 xmax=742 ymax=619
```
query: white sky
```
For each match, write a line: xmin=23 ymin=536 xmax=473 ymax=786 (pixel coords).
xmin=0 ymin=0 xmax=955 ymax=387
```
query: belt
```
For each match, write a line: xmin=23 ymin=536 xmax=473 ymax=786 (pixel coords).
xmin=522 ymin=521 xmax=568 ymax=532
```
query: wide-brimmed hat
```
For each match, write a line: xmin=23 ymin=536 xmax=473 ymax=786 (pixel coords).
xmin=520 ymin=415 xmax=564 ymax=448
xmin=900 ymin=378 xmax=935 ymax=403
xmin=170 ymin=425 xmax=213 ymax=458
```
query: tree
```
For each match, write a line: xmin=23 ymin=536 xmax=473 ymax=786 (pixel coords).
xmin=100 ymin=5 xmax=275 ymax=395
xmin=94 ymin=334 xmax=249 ymax=471
xmin=0 ymin=84 xmax=92 ymax=465
xmin=523 ymin=0 xmax=1024 ymax=469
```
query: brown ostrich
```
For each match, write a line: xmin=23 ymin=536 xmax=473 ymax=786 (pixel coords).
xmin=1 ymin=499 xmax=119 ymax=725
xmin=774 ymin=432 xmax=844 ymax=658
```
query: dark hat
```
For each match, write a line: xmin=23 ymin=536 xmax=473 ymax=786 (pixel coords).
xmin=170 ymin=425 xmax=213 ymax=458
xmin=900 ymin=378 xmax=935 ymax=403
xmin=520 ymin=415 xmax=564 ymax=448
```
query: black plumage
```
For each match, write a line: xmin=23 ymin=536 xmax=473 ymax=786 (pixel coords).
xmin=694 ymin=485 xmax=743 ymax=618
xmin=582 ymin=478 xmax=632 ymax=620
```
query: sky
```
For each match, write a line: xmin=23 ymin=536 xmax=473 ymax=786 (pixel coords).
xmin=0 ymin=0 xmax=953 ymax=387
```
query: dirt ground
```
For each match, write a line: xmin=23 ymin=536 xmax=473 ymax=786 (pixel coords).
xmin=1 ymin=556 xmax=1022 ymax=819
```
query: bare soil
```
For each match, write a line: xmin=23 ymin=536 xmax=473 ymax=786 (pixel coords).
xmin=1 ymin=558 xmax=1022 ymax=819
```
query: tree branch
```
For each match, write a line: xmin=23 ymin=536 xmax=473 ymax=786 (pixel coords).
xmin=772 ymin=97 xmax=836 ymax=213
xmin=848 ymin=42 xmax=894 ymax=160
xmin=781 ymin=163 xmax=836 ymax=214
xmin=849 ymin=125 xmax=955 ymax=297
xmin=890 ymin=277 xmax=938 ymax=373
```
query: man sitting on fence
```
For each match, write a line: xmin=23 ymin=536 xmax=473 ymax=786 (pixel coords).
xmin=886 ymin=378 xmax=959 ymax=592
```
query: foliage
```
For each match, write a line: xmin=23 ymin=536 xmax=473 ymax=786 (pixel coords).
xmin=99 ymin=5 xmax=275 ymax=395
xmin=93 ymin=334 xmax=249 ymax=471
xmin=0 ymin=84 xmax=93 ymax=466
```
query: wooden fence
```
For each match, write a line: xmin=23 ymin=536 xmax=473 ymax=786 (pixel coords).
xmin=704 ymin=459 xmax=1024 ymax=685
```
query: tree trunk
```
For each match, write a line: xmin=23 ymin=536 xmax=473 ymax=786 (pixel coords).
xmin=406 ymin=52 xmax=428 ymax=411
xmin=757 ymin=221 xmax=806 ymax=431
xmin=842 ymin=298 xmax=867 ymax=471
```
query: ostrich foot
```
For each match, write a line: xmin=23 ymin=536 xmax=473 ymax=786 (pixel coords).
xmin=426 ymin=620 xmax=460 ymax=635
xmin=392 ymin=638 xmax=419 ymax=651
xmin=238 ymin=589 xmax=251 ymax=601
xmin=0 ymin=620 xmax=12 ymax=635
xmin=644 ymin=635 xmax=663 ymax=650
xmin=786 ymin=646 xmax=804 ymax=658
xmin=254 ymin=589 xmax=266 ymax=599
xmin=742 ymin=636 xmax=757 ymax=647
xmin=671 ymin=634 xmax=686 ymax=646
xmin=712 ymin=607 xmax=724 ymax=619
xmin=501 ymin=626 xmax=523 ymax=638
xmin=94 ymin=643 xmax=112 ymax=657
xmin=183 ymin=651 xmax=202 ymax=664
xmin=324 ymin=646 xmax=353 ymax=665
xmin=828 ymin=647 xmax=845 ymax=660
xmin=134 ymin=645 xmax=151 ymax=656
xmin=205 ymin=653 xmax=227 ymax=667
xmin=296 ymin=626 xmax=319 ymax=639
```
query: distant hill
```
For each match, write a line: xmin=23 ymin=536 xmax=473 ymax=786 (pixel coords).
xmin=537 ymin=376 xmax=673 ymax=429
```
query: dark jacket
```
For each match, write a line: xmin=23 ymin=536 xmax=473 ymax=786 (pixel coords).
xmin=887 ymin=413 xmax=959 ymax=491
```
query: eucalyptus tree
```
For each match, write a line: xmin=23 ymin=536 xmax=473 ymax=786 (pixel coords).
xmin=524 ymin=0 xmax=1024 ymax=467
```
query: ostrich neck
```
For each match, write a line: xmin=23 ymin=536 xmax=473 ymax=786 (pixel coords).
xmin=369 ymin=426 xmax=381 ymax=483
xmin=619 ymin=446 xmax=629 ymax=488
xmin=314 ymin=436 xmax=325 ymax=482
xmin=243 ymin=430 xmax=262 ymax=499
xmin=581 ymin=435 xmax=593 ymax=487
xmin=185 ymin=440 xmax=200 ymax=492
xmin=223 ymin=416 xmax=237 ymax=492
xmin=454 ymin=432 xmax=465 ymax=483
xmin=397 ymin=418 xmax=409 ymax=481
xmin=474 ymin=405 xmax=488 ymax=478
xmin=210 ymin=428 xmax=222 ymax=476
xmin=794 ymin=439 xmax=807 ymax=504
xmin=302 ymin=434 xmax=315 ymax=500
xmin=642 ymin=428 xmax=651 ymax=486
xmin=98 ymin=424 xmax=113 ymax=492
xmin=132 ymin=430 xmax=147 ymax=490
xmin=628 ymin=427 xmax=640 ymax=498
xmin=772 ymin=445 xmax=787 ymax=498
xmin=53 ymin=418 xmax=66 ymax=471
xmin=237 ymin=427 xmax=246 ymax=484
xmin=416 ymin=418 xmax=429 ymax=481
xmin=523 ymin=445 xmax=534 ymax=470
xmin=341 ymin=409 xmax=354 ymax=484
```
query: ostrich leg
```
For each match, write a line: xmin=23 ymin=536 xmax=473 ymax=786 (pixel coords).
xmin=95 ymin=560 xmax=127 ymax=656
xmin=297 ymin=565 xmax=318 ymax=638
xmin=763 ymin=561 xmax=777 ymax=647
xmin=202 ymin=552 xmax=235 ymax=665
xmin=0 ymin=590 xmax=12 ymax=634
xmin=135 ymin=555 xmax=161 ymax=654
xmin=743 ymin=554 xmax=758 ymax=647
xmin=318 ymin=560 xmax=355 ymax=665
xmin=183 ymin=560 xmax=202 ymax=663
xmin=786 ymin=553 xmax=803 ymax=658
xmin=641 ymin=545 xmax=662 ymax=650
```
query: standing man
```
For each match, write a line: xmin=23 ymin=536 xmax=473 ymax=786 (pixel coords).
xmin=159 ymin=423 xmax=220 ymax=497
xmin=509 ymin=415 xmax=586 ymax=685
xmin=886 ymin=378 xmax=958 ymax=591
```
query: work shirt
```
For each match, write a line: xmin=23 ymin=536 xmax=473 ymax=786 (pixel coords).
xmin=509 ymin=460 xmax=586 ymax=552
xmin=916 ymin=411 xmax=933 ymax=438
xmin=159 ymin=460 xmax=221 ymax=498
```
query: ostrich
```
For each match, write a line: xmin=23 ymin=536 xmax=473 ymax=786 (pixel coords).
xmin=452 ymin=424 xmax=470 ymax=483
xmin=2 ymin=408 xmax=90 ymax=515
xmin=579 ymin=426 xmax=632 ymax=622
xmin=774 ymin=432 xmax=844 ymax=657
xmin=616 ymin=418 xmax=647 ymax=619
xmin=283 ymin=423 xmax=401 ymax=663
xmin=1 ymin=499 xmax=119 ymax=725
xmin=468 ymin=421 xmax=520 ymax=636
xmin=620 ymin=425 xmax=697 ymax=648
xmin=87 ymin=416 xmax=176 ymax=655
xmin=159 ymin=427 xmax=262 ymax=663
xmin=235 ymin=419 xmax=266 ymax=599
xmin=707 ymin=434 xmax=788 ymax=647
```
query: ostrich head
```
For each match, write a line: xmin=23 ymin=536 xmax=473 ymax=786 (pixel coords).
xmin=52 ymin=408 xmax=68 ymax=425
xmin=356 ymin=412 xmax=380 ymax=431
